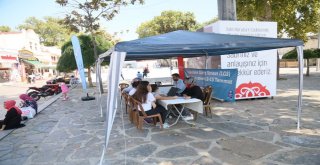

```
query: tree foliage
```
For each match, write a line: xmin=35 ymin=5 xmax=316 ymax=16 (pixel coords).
xmin=237 ymin=0 xmax=320 ymax=42
xmin=136 ymin=10 xmax=199 ymax=38
xmin=282 ymin=49 xmax=319 ymax=59
xmin=18 ymin=17 xmax=72 ymax=46
xmin=200 ymin=17 xmax=219 ymax=28
xmin=282 ymin=48 xmax=320 ymax=76
xmin=57 ymin=34 xmax=112 ymax=86
xmin=0 ymin=26 xmax=11 ymax=32
xmin=56 ymin=0 xmax=144 ymax=33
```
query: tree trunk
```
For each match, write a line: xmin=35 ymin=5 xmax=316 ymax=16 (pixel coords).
xmin=91 ymin=34 xmax=104 ymax=93
xmin=88 ymin=66 xmax=93 ymax=87
xmin=277 ymin=51 xmax=280 ymax=80
xmin=306 ymin=58 xmax=310 ymax=76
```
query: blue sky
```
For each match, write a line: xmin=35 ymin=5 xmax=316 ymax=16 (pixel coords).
xmin=0 ymin=0 xmax=218 ymax=40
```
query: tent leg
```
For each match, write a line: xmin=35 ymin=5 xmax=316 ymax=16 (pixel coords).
xmin=296 ymin=46 xmax=304 ymax=130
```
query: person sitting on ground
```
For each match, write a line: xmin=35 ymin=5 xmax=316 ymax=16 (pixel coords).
xmin=171 ymin=73 xmax=186 ymax=95
xmin=151 ymin=84 xmax=178 ymax=100
xmin=19 ymin=94 xmax=38 ymax=114
xmin=0 ymin=100 xmax=24 ymax=130
xmin=132 ymin=81 xmax=169 ymax=128
xmin=122 ymin=78 xmax=142 ymax=94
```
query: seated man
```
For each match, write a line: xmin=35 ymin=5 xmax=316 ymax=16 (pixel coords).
xmin=171 ymin=73 xmax=186 ymax=95
xmin=179 ymin=77 xmax=204 ymax=120
xmin=181 ymin=77 xmax=204 ymax=101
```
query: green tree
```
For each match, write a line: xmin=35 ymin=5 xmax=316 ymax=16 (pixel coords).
xmin=56 ymin=0 xmax=144 ymax=60
xmin=136 ymin=10 xmax=199 ymax=38
xmin=282 ymin=49 xmax=319 ymax=76
xmin=18 ymin=17 xmax=72 ymax=46
xmin=200 ymin=17 xmax=219 ymax=27
xmin=237 ymin=0 xmax=320 ymax=79
xmin=57 ymin=34 xmax=112 ymax=86
xmin=0 ymin=26 xmax=11 ymax=32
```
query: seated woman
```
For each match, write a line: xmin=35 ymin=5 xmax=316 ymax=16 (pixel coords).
xmin=19 ymin=94 xmax=38 ymax=114
xmin=0 ymin=100 xmax=24 ymax=130
xmin=132 ymin=81 xmax=169 ymax=128
xmin=151 ymin=84 xmax=178 ymax=100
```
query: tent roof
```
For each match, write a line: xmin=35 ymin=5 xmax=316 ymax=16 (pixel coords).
xmin=109 ymin=30 xmax=303 ymax=61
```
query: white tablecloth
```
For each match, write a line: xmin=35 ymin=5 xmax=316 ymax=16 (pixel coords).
xmin=158 ymin=97 xmax=203 ymax=114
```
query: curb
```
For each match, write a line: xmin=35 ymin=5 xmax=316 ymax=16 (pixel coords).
xmin=0 ymin=93 xmax=62 ymax=141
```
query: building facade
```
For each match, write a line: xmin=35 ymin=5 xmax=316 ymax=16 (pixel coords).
xmin=0 ymin=29 xmax=61 ymax=82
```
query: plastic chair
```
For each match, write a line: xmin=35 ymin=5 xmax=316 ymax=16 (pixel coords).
xmin=202 ymin=86 xmax=213 ymax=117
xmin=119 ymin=83 xmax=129 ymax=99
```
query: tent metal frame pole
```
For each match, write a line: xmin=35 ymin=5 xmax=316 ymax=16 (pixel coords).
xmin=296 ymin=46 xmax=304 ymax=130
xmin=203 ymin=51 xmax=209 ymax=69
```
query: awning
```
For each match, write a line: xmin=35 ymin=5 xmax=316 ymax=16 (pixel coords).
xmin=22 ymin=60 xmax=46 ymax=68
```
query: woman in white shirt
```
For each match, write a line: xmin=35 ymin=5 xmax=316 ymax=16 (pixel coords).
xmin=132 ymin=81 xmax=169 ymax=128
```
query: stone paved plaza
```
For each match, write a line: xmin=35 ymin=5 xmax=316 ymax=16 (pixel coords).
xmin=0 ymin=68 xmax=319 ymax=165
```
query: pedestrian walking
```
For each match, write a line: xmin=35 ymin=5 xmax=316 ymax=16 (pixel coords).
xmin=60 ymin=82 xmax=69 ymax=101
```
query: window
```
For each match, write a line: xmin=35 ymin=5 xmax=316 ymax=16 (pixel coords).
xmin=34 ymin=43 xmax=37 ymax=50
xmin=29 ymin=42 xmax=32 ymax=50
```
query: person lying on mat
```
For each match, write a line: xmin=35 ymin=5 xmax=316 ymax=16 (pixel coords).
xmin=0 ymin=100 xmax=25 ymax=130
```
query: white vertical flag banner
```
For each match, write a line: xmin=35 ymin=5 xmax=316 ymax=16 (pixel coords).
xmin=71 ymin=35 xmax=87 ymax=93
xmin=99 ymin=51 xmax=126 ymax=164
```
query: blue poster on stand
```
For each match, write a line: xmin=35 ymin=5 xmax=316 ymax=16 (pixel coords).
xmin=185 ymin=68 xmax=238 ymax=102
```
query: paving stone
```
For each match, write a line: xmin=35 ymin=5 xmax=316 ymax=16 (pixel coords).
xmin=125 ymin=144 xmax=157 ymax=157
xmin=106 ymin=138 xmax=148 ymax=156
xmin=71 ymin=143 xmax=102 ymax=159
xmin=56 ymin=143 xmax=82 ymax=162
xmin=66 ymin=128 xmax=88 ymax=137
xmin=37 ymin=142 xmax=64 ymax=152
xmin=244 ymin=132 xmax=275 ymax=142
xmin=216 ymin=136 xmax=281 ymax=160
xmin=0 ymin=156 xmax=29 ymax=165
xmin=67 ymin=134 xmax=93 ymax=144
xmin=30 ymin=150 xmax=60 ymax=163
xmin=125 ymin=127 xmax=149 ymax=138
xmin=189 ymin=141 xmax=212 ymax=150
xmin=203 ymin=122 xmax=262 ymax=134
xmin=104 ymin=159 xmax=141 ymax=165
xmin=44 ymin=129 xmax=70 ymax=143
xmin=208 ymin=147 xmax=251 ymax=165
xmin=269 ymin=148 xmax=320 ymax=165
xmin=281 ymin=135 xmax=320 ymax=148
xmin=151 ymin=131 xmax=193 ymax=146
xmin=31 ymin=120 xmax=58 ymax=133
xmin=55 ymin=160 xmax=91 ymax=165
xmin=156 ymin=146 xmax=198 ymax=158
xmin=272 ymin=118 xmax=296 ymax=125
xmin=191 ymin=156 xmax=221 ymax=165
xmin=182 ymin=127 xmax=228 ymax=140
xmin=12 ymin=147 xmax=34 ymax=157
